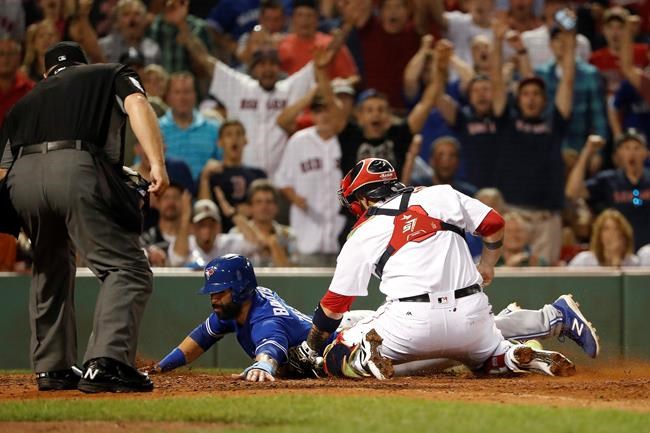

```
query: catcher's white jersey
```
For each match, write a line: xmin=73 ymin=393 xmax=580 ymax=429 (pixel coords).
xmin=275 ymin=126 xmax=345 ymax=255
xmin=209 ymin=61 xmax=315 ymax=178
xmin=331 ymin=185 xmax=511 ymax=368
xmin=329 ymin=185 xmax=490 ymax=300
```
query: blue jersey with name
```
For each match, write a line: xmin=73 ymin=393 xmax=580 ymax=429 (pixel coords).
xmin=189 ymin=287 xmax=319 ymax=364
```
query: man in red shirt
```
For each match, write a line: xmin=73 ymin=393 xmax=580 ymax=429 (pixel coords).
xmin=589 ymin=7 xmax=649 ymax=95
xmin=277 ymin=0 xmax=358 ymax=80
xmin=358 ymin=0 xmax=421 ymax=111
xmin=0 ymin=38 xmax=35 ymax=126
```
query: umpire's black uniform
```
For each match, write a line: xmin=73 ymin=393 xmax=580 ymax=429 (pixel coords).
xmin=0 ymin=42 xmax=155 ymax=392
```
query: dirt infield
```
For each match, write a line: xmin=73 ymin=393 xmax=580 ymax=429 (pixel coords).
xmin=1 ymin=361 xmax=650 ymax=413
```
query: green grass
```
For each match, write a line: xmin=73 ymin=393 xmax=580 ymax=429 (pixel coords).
xmin=1 ymin=394 xmax=649 ymax=433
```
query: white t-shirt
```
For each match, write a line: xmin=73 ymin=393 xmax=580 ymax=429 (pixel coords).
xmin=209 ymin=61 xmax=315 ymax=178
xmin=328 ymin=185 xmax=490 ymax=300
xmin=522 ymin=25 xmax=592 ymax=69
xmin=638 ymin=244 xmax=650 ymax=266
xmin=444 ymin=11 xmax=494 ymax=66
xmin=274 ymin=127 xmax=345 ymax=255
xmin=568 ymin=250 xmax=640 ymax=267
xmin=168 ymin=233 xmax=258 ymax=267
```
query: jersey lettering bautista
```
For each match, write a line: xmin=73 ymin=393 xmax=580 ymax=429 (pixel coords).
xmin=191 ymin=287 xmax=314 ymax=363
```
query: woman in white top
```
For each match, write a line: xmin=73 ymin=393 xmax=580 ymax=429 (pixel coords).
xmin=569 ymin=208 xmax=640 ymax=267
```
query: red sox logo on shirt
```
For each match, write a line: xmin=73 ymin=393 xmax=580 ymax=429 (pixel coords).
xmin=515 ymin=120 xmax=551 ymax=134
xmin=300 ymin=158 xmax=322 ymax=173
xmin=467 ymin=120 xmax=497 ymax=135
xmin=239 ymin=99 xmax=288 ymax=111
xmin=613 ymin=188 xmax=650 ymax=204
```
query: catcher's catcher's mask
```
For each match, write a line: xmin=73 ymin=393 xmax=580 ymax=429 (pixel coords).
xmin=338 ymin=158 xmax=405 ymax=217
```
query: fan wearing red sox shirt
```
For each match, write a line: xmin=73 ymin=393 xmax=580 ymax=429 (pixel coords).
xmin=274 ymin=48 xmax=346 ymax=266
xmin=291 ymin=158 xmax=576 ymax=379
xmin=208 ymin=48 xmax=315 ymax=179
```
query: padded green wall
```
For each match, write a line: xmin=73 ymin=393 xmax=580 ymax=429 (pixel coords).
xmin=0 ymin=268 xmax=646 ymax=369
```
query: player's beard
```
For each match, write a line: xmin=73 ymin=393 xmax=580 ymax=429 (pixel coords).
xmin=213 ymin=302 xmax=242 ymax=321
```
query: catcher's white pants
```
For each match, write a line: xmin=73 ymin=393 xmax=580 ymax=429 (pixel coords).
xmin=339 ymin=292 xmax=511 ymax=370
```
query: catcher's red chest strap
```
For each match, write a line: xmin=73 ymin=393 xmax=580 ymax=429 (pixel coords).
xmin=368 ymin=191 xmax=464 ymax=278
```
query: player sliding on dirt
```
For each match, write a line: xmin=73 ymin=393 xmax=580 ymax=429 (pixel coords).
xmin=291 ymin=158 xmax=598 ymax=380
xmin=151 ymin=249 xmax=598 ymax=382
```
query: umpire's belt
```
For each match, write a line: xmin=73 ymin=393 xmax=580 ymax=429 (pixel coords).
xmin=397 ymin=284 xmax=482 ymax=302
xmin=17 ymin=140 xmax=90 ymax=158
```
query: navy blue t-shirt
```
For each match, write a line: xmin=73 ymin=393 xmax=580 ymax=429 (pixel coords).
xmin=166 ymin=157 xmax=195 ymax=196
xmin=586 ymin=168 xmax=650 ymax=249
xmin=338 ymin=121 xmax=412 ymax=176
xmin=495 ymin=106 xmax=567 ymax=210
xmin=613 ymin=81 xmax=650 ymax=146
xmin=453 ymin=105 xmax=507 ymax=189
xmin=208 ymin=165 xmax=266 ymax=231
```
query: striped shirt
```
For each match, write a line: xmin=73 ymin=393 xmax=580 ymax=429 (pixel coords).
xmin=159 ymin=109 xmax=221 ymax=181
xmin=147 ymin=15 xmax=214 ymax=73
xmin=535 ymin=60 xmax=608 ymax=151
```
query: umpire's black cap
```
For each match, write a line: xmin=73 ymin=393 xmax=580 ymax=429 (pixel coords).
xmin=45 ymin=41 xmax=89 ymax=71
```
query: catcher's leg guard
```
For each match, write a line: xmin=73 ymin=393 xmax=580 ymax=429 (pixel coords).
xmin=323 ymin=329 xmax=394 ymax=380
xmin=504 ymin=344 xmax=576 ymax=377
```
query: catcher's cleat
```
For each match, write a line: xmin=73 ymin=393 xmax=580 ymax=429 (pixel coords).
xmin=509 ymin=345 xmax=576 ymax=377
xmin=496 ymin=301 xmax=522 ymax=317
xmin=78 ymin=357 xmax=153 ymax=393
xmin=353 ymin=329 xmax=394 ymax=380
xmin=36 ymin=368 xmax=81 ymax=391
xmin=552 ymin=294 xmax=600 ymax=358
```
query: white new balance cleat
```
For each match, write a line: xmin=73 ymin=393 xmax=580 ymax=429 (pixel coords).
xmin=496 ymin=301 xmax=522 ymax=317
xmin=351 ymin=329 xmax=394 ymax=380
xmin=509 ymin=345 xmax=576 ymax=377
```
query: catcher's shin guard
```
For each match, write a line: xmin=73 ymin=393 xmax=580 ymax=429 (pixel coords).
xmin=323 ymin=329 xmax=394 ymax=380
xmin=504 ymin=344 xmax=576 ymax=377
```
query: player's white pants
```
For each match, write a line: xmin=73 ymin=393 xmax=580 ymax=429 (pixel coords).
xmin=395 ymin=303 xmax=564 ymax=376
xmin=338 ymin=292 xmax=512 ymax=370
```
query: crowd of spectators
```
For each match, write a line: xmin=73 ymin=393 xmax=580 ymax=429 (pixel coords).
xmin=1 ymin=0 xmax=649 ymax=271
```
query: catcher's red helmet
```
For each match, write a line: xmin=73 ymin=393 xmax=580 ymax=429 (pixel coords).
xmin=338 ymin=158 xmax=402 ymax=217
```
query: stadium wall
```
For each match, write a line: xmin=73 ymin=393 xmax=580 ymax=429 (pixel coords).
xmin=0 ymin=268 xmax=648 ymax=369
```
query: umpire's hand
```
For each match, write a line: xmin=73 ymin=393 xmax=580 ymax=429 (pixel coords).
xmin=149 ymin=163 xmax=169 ymax=196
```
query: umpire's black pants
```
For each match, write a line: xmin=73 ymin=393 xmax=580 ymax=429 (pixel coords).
xmin=7 ymin=149 xmax=152 ymax=372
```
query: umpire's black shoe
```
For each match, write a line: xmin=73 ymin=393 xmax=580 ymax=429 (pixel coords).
xmin=77 ymin=357 xmax=154 ymax=393
xmin=36 ymin=368 xmax=81 ymax=391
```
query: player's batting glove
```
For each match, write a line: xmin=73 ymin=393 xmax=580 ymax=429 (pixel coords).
xmin=288 ymin=341 xmax=324 ymax=378
xmin=240 ymin=360 xmax=276 ymax=382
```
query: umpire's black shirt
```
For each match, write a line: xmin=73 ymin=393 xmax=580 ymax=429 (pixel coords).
xmin=1 ymin=63 xmax=145 ymax=168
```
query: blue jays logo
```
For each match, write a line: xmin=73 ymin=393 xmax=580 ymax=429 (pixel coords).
xmin=205 ymin=266 xmax=216 ymax=279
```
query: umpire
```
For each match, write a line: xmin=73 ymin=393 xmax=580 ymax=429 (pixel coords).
xmin=0 ymin=42 xmax=169 ymax=393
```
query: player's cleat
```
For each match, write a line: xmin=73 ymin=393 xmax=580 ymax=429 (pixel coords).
xmin=78 ymin=357 xmax=154 ymax=393
xmin=351 ymin=329 xmax=394 ymax=380
xmin=36 ymin=368 xmax=81 ymax=391
xmin=496 ymin=301 xmax=522 ymax=317
xmin=552 ymin=294 xmax=600 ymax=358
xmin=509 ymin=345 xmax=576 ymax=377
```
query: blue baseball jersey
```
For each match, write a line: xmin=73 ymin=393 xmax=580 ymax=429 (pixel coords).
xmin=189 ymin=287 xmax=327 ymax=364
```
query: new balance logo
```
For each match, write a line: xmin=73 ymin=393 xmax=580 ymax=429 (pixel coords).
xmin=84 ymin=368 xmax=99 ymax=380
xmin=571 ymin=319 xmax=584 ymax=337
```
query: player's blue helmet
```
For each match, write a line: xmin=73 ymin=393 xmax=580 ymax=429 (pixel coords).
xmin=198 ymin=254 xmax=257 ymax=303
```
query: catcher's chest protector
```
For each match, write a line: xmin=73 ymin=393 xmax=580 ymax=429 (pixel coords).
xmin=368 ymin=191 xmax=465 ymax=278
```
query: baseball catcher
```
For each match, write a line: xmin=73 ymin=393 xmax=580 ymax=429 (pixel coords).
xmin=292 ymin=158 xmax=595 ymax=380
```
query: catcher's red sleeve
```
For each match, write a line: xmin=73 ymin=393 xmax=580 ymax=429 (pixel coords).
xmin=320 ymin=290 xmax=356 ymax=314
xmin=476 ymin=210 xmax=504 ymax=237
